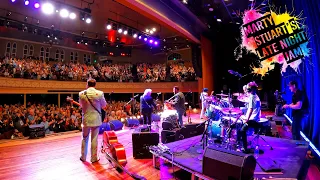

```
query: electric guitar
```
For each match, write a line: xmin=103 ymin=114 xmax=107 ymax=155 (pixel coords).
xmin=102 ymin=131 xmax=146 ymax=180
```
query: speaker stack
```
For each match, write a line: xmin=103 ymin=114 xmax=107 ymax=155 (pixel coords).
xmin=203 ymin=146 xmax=256 ymax=180
xmin=132 ymin=131 xmax=159 ymax=159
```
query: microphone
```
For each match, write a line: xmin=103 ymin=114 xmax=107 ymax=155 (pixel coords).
xmin=157 ymin=92 xmax=161 ymax=95
xmin=134 ymin=94 xmax=139 ymax=98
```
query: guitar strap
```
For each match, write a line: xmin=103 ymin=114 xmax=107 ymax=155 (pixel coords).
xmin=143 ymin=96 xmax=152 ymax=108
xmin=85 ymin=92 xmax=102 ymax=115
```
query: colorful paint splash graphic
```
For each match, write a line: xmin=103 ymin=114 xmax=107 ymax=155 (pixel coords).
xmin=238 ymin=8 xmax=310 ymax=76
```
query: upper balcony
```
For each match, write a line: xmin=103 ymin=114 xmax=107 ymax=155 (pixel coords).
xmin=0 ymin=77 xmax=198 ymax=94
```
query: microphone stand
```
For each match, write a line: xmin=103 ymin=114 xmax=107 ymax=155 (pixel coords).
xmin=184 ymin=91 xmax=192 ymax=124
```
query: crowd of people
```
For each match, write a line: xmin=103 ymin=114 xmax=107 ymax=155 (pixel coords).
xmin=0 ymin=99 xmax=164 ymax=139
xmin=0 ymin=57 xmax=196 ymax=82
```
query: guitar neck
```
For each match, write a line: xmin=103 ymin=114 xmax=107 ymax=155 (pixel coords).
xmin=70 ymin=100 xmax=80 ymax=107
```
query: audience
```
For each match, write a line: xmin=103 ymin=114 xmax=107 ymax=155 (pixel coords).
xmin=0 ymin=57 xmax=196 ymax=82
xmin=0 ymin=99 xmax=161 ymax=139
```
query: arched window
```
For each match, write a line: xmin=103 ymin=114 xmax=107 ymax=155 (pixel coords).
xmin=60 ymin=50 xmax=64 ymax=61
xmin=29 ymin=45 xmax=34 ymax=56
xmin=55 ymin=49 xmax=60 ymax=61
xmin=11 ymin=42 xmax=17 ymax=57
xmin=83 ymin=54 xmax=87 ymax=63
xmin=45 ymin=48 xmax=50 ymax=61
xmin=23 ymin=44 xmax=29 ymax=58
xmin=75 ymin=52 xmax=78 ymax=61
xmin=167 ymin=53 xmax=182 ymax=61
xmin=87 ymin=54 xmax=91 ymax=63
xmin=5 ymin=42 xmax=11 ymax=57
xmin=70 ymin=52 xmax=75 ymax=63
xmin=40 ymin=47 xmax=45 ymax=60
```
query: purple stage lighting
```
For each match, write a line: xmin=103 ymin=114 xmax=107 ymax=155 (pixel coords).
xmin=138 ymin=35 xmax=142 ymax=39
xmin=149 ymin=39 xmax=153 ymax=43
xmin=144 ymin=37 xmax=147 ymax=41
xmin=11 ymin=0 xmax=16 ymax=2
xmin=34 ymin=3 xmax=40 ymax=9
xmin=154 ymin=41 xmax=158 ymax=45
xmin=24 ymin=0 xmax=30 ymax=5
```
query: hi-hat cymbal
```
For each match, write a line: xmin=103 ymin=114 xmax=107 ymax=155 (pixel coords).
xmin=216 ymin=93 xmax=228 ymax=97
xmin=221 ymin=108 xmax=242 ymax=115
xmin=233 ymin=93 xmax=244 ymax=96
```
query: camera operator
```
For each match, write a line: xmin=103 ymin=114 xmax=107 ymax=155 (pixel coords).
xmin=282 ymin=81 xmax=309 ymax=140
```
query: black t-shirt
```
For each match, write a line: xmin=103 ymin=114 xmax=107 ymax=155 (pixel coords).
xmin=292 ymin=90 xmax=309 ymax=116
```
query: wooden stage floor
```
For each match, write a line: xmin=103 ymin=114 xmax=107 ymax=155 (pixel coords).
xmin=0 ymin=113 xmax=319 ymax=180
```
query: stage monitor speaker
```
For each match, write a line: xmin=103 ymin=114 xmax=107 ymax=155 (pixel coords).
xmin=132 ymin=132 xmax=159 ymax=159
xmin=125 ymin=119 xmax=140 ymax=127
xmin=161 ymin=128 xmax=183 ymax=144
xmin=109 ymin=120 xmax=123 ymax=131
xmin=203 ymin=146 xmax=256 ymax=180
xmin=180 ymin=123 xmax=205 ymax=139
xmin=99 ymin=122 xmax=111 ymax=134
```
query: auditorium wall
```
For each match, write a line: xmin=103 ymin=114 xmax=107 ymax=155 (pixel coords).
xmin=0 ymin=36 xmax=191 ymax=64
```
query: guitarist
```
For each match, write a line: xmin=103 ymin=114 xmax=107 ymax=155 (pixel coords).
xmin=79 ymin=78 xmax=107 ymax=163
xmin=140 ymin=89 xmax=157 ymax=126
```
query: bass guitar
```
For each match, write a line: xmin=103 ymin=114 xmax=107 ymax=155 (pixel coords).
xmin=102 ymin=131 xmax=146 ymax=180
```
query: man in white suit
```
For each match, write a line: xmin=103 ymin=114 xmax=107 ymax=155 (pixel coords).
xmin=79 ymin=78 xmax=107 ymax=163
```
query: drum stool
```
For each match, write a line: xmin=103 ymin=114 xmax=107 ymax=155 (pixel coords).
xmin=250 ymin=118 xmax=273 ymax=150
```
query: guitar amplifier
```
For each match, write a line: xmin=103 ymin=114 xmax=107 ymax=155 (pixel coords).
xmin=132 ymin=132 xmax=159 ymax=159
xmin=29 ymin=124 xmax=45 ymax=139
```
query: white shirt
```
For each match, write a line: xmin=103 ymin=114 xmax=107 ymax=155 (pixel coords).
xmin=79 ymin=87 xmax=107 ymax=127
xmin=244 ymin=93 xmax=261 ymax=121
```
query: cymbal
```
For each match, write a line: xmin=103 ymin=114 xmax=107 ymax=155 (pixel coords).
xmin=233 ymin=93 xmax=244 ymax=96
xmin=237 ymin=95 xmax=249 ymax=103
xmin=221 ymin=108 xmax=242 ymax=115
xmin=216 ymin=93 xmax=228 ymax=97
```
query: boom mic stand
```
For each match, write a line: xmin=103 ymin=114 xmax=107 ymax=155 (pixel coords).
xmin=196 ymin=119 xmax=211 ymax=160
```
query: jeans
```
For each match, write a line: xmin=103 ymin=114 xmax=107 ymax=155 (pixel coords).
xmin=292 ymin=114 xmax=309 ymax=140
xmin=177 ymin=111 xmax=184 ymax=126
xmin=81 ymin=126 xmax=99 ymax=162
xmin=142 ymin=111 xmax=152 ymax=125
xmin=230 ymin=120 xmax=258 ymax=150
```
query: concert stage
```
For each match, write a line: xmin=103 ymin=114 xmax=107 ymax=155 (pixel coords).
xmin=0 ymin=113 xmax=318 ymax=180
xmin=150 ymin=135 xmax=310 ymax=179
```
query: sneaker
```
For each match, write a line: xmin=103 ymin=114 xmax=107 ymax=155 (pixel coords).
xmin=80 ymin=157 xmax=86 ymax=162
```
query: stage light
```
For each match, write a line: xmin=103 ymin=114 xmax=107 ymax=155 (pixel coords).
xmin=69 ymin=12 xmax=76 ymax=19
xmin=217 ymin=19 xmax=222 ymax=22
xmin=34 ymin=2 xmax=40 ymax=9
xmin=123 ymin=30 xmax=128 ymax=35
xmin=149 ymin=39 xmax=153 ymax=43
xmin=85 ymin=42 xmax=88 ymax=45
xmin=60 ymin=9 xmax=69 ymax=18
xmin=42 ymin=3 xmax=54 ymax=15
xmin=85 ymin=17 xmax=91 ymax=24
xmin=209 ymin=8 xmax=214 ymax=11
xmin=24 ymin=0 xmax=30 ymax=5
xmin=11 ymin=0 xmax=16 ymax=2
xmin=152 ymin=27 xmax=156 ymax=32
xmin=133 ymin=33 xmax=137 ymax=38
xmin=77 ymin=41 xmax=80 ymax=44
xmin=118 ymin=28 xmax=123 ymax=33
xmin=154 ymin=41 xmax=158 ymax=45
xmin=182 ymin=0 xmax=188 ymax=4
xmin=138 ymin=35 xmax=142 ymax=39
xmin=146 ymin=29 xmax=149 ymax=32
xmin=150 ymin=30 xmax=154 ymax=34
xmin=106 ymin=24 xmax=112 ymax=30
xmin=144 ymin=37 xmax=147 ymax=41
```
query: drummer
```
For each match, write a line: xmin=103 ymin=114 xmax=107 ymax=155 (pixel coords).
xmin=200 ymin=88 xmax=209 ymax=119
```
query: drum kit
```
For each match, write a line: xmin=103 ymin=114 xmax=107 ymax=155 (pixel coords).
xmin=204 ymin=93 xmax=248 ymax=149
